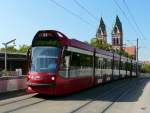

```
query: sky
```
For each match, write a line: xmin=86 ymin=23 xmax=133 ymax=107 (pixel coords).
xmin=0 ymin=0 xmax=149 ymax=61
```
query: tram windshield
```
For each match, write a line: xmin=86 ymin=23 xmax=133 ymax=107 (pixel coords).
xmin=31 ymin=47 xmax=59 ymax=73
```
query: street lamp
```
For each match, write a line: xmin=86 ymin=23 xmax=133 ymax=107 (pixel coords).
xmin=2 ymin=39 xmax=16 ymax=72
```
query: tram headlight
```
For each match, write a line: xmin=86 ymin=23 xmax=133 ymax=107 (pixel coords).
xmin=27 ymin=74 xmax=31 ymax=81
xmin=31 ymin=75 xmax=40 ymax=80
xmin=51 ymin=76 xmax=55 ymax=81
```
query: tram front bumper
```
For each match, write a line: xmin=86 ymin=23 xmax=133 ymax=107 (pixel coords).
xmin=27 ymin=82 xmax=56 ymax=88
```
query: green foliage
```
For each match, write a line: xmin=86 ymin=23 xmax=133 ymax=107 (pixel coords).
xmin=141 ymin=64 xmax=150 ymax=73
xmin=0 ymin=46 xmax=17 ymax=53
xmin=0 ymin=44 xmax=30 ymax=53
xmin=18 ymin=44 xmax=30 ymax=53
xmin=90 ymin=38 xmax=112 ymax=51
xmin=83 ymin=41 xmax=89 ymax=44
xmin=89 ymin=38 xmax=133 ymax=59
xmin=116 ymin=49 xmax=132 ymax=58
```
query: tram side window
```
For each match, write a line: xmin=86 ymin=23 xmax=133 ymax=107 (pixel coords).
xmin=132 ymin=63 xmax=134 ymax=72
xmin=103 ymin=58 xmax=107 ymax=69
xmin=120 ymin=61 xmax=126 ymax=70
xmin=114 ymin=60 xmax=117 ymax=69
xmin=95 ymin=57 xmax=103 ymax=69
xmin=70 ymin=52 xmax=93 ymax=78
xmin=124 ymin=62 xmax=127 ymax=70
xmin=133 ymin=64 xmax=136 ymax=72
xmin=123 ymin=62 xmax=126 ymax=70
xmin=70 ymin=52 xmax=80 ymax=67
xmin=135 ymin=64 xmax=137 ymax=72
xmin=95 ymin=57 xmax=99 ymax=68
xmin=120 ymin=61 xmax=122 ymax=70
xmin=59 ymin=50 xmax=71 ymax=78
xmin=125 ymin=62 xmax=128 ymax=71
xmin=127 ymin=62 xmax=132 ymax=71
xmin=114 ymin=60 xmax=119 ymax=70
xmin=107 ymin=59 xmax=112 ymax=69
xmin=95 ymin=57 xmax=112 ymax=69
xmin=129 ymin=63 xmax=132 ymax=71
xmin=104 ymin=58 xmax=111 ymax=69
xmin=120 ymin=61 xmax=123 ymax=70
xmin=111 ymin=59 xmax=113 ymax=69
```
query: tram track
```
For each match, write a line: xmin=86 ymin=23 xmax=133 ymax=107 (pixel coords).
xmin=0 ymin=95 xmax=47 ymax=113
xmin=0 ymin=93 xmax=37 ymax=106
xmin=0 ymin=78 xmax=131 ymax=107
xmin=101 ymin=77 xmax=149 ymax=113
xmin=70 ymin=77 xmax=145 ymax=113
xmin=0 ymin=78 xmax=139 ymax=113
xmin=101 ymin=78 xmax=142 ymax=113
xmin=69 ymin=78 xmax=139 ymax=113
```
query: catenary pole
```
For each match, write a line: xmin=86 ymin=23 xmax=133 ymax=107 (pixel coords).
xmin=136 ymin=38 xmax=139 ymax=76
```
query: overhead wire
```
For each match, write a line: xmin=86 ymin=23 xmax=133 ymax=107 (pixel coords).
xmin=50 ymin=0 xmax=147 ymax=47
xmin=49 ymin=0 xmax=95 ymax=28
xmin=123 ymin=0 xmax=147 ymax=40
xmin=73 ymin=0 xmax=99 ymax=21
xmin=113 ymin=0 xmax=149 ymax=54
xmin=113 ymin=0 xmax=149 ymax=58
xmin=73 ymin=0 xmax=113 ymax=40
xmin=113 ymin=0 xmax=140 ymax=39
xmin=123 ymin=0 xmax=150 ymax=47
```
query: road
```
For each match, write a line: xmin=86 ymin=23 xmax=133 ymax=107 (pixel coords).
xmin=0 ymin=75 xmax=150 ymax=113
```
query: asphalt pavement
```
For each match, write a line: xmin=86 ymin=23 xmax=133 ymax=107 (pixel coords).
xmin=0 ymin=75 xmax=150 ymax=113
xmin=0 ymin=90 xmax=26 ymax=101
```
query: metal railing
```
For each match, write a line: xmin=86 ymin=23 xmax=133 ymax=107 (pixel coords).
xmin=0 ymin=71 xmax=23 ymax=77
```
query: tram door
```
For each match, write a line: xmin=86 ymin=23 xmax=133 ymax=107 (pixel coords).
xmin=97 ymin=57 xmax=104 ymax=83
xmin=113 ymin=60 xmax=120 ymax=80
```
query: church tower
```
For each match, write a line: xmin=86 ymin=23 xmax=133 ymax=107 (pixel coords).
xmin=112 ymin=16 xmax=123 ymax=50
xmin=96 ymin=17 xmax=107 ymax=44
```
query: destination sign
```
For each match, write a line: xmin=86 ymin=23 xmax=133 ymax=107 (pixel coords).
xmin=32 ymin=38 xmax=59 ymax=47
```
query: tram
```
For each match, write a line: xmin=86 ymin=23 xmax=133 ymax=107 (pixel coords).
xmin=26 ymin=30 xmax=137 ymax=95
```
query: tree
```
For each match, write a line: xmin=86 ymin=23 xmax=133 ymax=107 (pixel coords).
xmin=90 ymin=38 xmax=111 ymax=51
xmin=83 ymin=41 xmax=89 ymax=44
xmin=18 ymin=44 xmax=30 ymax=53
xmin=0 ymin=46 xmax=17 ymax=53
xmin=0 ymin=44 xmax=30 ymax=53
xmin=88 ymin=38 xmax=133 ymax=59
xmin=141 ymin=64 xmax=150 ymax=73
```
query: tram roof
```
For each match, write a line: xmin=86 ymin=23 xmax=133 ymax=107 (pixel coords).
xmin=33 ymin=30 xmax=94 ymax=52
xmin=70 ymin=39 xmax=94 ymax=52
xmin=95 ymin=48 xmax=113 ymax=57
xmin=33 ymin=30 xmax=132 ymax=60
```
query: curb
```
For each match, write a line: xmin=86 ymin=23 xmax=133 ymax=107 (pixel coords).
xmin=0 ymin=89 xmax=27 ymax=101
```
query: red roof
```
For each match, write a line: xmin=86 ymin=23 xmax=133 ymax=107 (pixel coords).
xmin=123 ymin=47 xmax=136 ymax=56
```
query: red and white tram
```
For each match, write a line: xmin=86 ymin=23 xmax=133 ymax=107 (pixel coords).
xmin=27 ymin=30 xmax=137 ymax=95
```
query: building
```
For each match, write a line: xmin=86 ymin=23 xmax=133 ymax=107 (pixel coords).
xmin=96 ymin=17 xmax=107 ymax=44
xmin=142 ymin=61 xmax=150 ymax=65
xmin=95 ymin=15 xmax=137 ymax=58
xmin=112 ymin=16 xmax=123 ymax=50
xmin=0 ymin=52 xmax=28 ymax=75
xmin=123 ymin=46 xmax=136 ymax=59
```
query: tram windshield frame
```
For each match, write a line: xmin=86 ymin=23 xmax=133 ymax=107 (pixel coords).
xmin=31 ymin=46 xmax=59 ymax=73
xmin=30 ymin=35 xmax=60 ymax=73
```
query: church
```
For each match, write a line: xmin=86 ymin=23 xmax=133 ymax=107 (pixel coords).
xmin=96 ymin=15 xmax=136 ymax=59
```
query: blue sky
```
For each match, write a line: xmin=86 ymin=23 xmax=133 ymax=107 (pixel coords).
xmin=0 ymin=0 xmax=149 ymax=61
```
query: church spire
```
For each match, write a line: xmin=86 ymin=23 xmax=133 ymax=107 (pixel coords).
xmin=112 ymin=15 xmax=123 ymax=50
xmin=96 ymin=17 xmax=107 ymax=44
